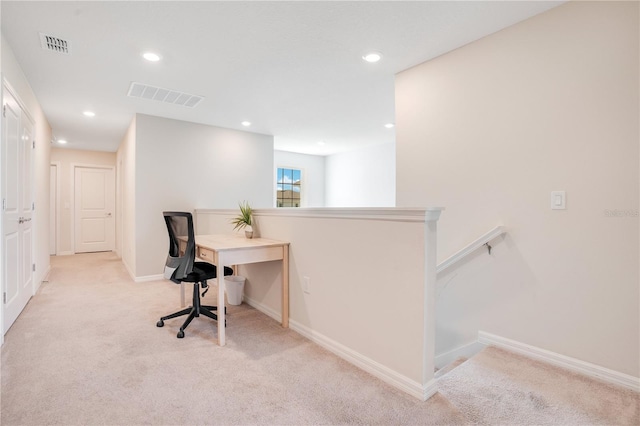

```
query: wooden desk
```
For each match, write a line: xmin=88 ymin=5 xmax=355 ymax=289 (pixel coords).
xmin=193 ymin=234 xmax=289 ymax=346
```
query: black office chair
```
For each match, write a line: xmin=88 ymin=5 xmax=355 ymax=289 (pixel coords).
xmin=156 ymin=211 xmax=233 ymax=338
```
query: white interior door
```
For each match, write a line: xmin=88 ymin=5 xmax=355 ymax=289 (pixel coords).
xmin=74 ymin=166 xmax=115 ymax=253
xmin=2 ymin=88 xmax=34 ymax=334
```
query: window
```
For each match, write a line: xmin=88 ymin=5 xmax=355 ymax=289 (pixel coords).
xmin=277 ymin=167 xmax=301 ymax=207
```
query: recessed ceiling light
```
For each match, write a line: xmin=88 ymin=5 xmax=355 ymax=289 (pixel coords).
xmin=142 ymin=52 xmax=161 ymax=62
xmin=384 ymin=123 xmax=395 ymax=129
xmin=362 ymin=51 xmax=383 ymax=63
xmin=241 ymin=121 xmax=251 ymax=127
xmin=57 ymin=139 xmax=68 ymax=144
xmin=83 ymin=111 xmax=95 ymax=117
xmin=317 ymin=141 xmax=326 ymax=146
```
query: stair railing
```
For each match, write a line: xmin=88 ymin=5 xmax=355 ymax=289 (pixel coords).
xmin=437 ymin=225 xmax=506 ymax=274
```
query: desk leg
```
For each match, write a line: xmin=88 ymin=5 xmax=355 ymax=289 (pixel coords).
xmin=282 ymin=246 xmax=289 ymax=328
xmin=217 ymin=252 xmax=226 ymax=346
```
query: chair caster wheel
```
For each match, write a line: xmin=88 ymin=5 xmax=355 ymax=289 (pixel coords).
xmin=157 ymin=320 xmax=164 ymax=327
xmin=177 ymin=330 xmax=185 ymax=338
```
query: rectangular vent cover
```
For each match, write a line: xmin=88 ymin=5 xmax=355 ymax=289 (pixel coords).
xmin=39 ymin=33 xmax=71 ymax=55
xmin=127 ymin=82 xmax=204 ymax=108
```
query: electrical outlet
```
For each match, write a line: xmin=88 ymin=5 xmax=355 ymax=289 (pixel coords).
xmin=303 ymin=276 xmax=311 ymax=294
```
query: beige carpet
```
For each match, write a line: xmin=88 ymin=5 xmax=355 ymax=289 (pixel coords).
xmin=1 ymin=252 xmax=638 ymax=425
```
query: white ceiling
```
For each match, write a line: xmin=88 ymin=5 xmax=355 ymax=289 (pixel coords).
xmin=1 ymin=1 xmax=563 ymax=155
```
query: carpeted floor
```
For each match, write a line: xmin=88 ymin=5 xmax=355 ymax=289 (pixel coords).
xmin=1 ymin=252 xmax=638 ymax=425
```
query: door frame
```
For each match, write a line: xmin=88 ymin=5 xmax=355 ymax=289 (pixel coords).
xmin=50 ymin=161 xmax=60 ymax=255
xmin=71 ymin=163 xmax=116 ymax=253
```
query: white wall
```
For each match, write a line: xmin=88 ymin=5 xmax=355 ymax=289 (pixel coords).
xmin=274 ymin=144 xmax=397 ymax=208
xmin=274 ymin=150 xmax=325 ymax=207
xmin=396 ymin=1 xmax=639 ymax=377
xmin=325 ymin=143 xmax=395 ymax=207
xmin=1 ymin=36 xmax=52 ymax=308
xmin=49 ymin=148 xmax=116 ymax=255
xmin=116 ymin=117 xmax=136 ymax=274
xmin=133 ymin=114 xmax=274 ymax=277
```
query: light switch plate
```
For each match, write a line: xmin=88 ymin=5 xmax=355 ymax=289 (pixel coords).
xmin=551 ymin=191 xmax=566 ymax=210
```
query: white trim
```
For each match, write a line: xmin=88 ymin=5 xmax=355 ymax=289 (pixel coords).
xmin=2 ymin=79 xmax=35 ymax=125
xmin=244 ymin=295 xmax=282 ymax=322
xmin=0 ymin=78 xmax=3 ymax=346
xmin=197 ymin=207 xmax=444 ymax=223
xmin=479 ymin=331 xmax=640 ymax=392
xmin=290 ymin=318 xmax=433 ymax=400
xmin=435 ymin=340 xmax=487 ymax=370
xmin=56 ymin=251 xmax=74 ymax=256
xmin=437 ymin=225 xmax=506 ymax=274
xmin=422 ymin=378 xmax=438 ymax=400
xmin=33 ymin=265 xmax=51 ymax=294
xmin=134 ymin=274 xmax=164 ymax=283
xmin=50 ymin=161 xmax=61 ymax=256
xmin=244 ymin=296 xmax=434 ymax=400
xmin=122 ymin=257 xmax=135 ymax=281
xmin=116 ymin=158 xmax=123 ymax=258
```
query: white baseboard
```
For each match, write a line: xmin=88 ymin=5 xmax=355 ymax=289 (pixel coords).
xmin=56 ymin=251 xmax=74 ymax=256
xmin=134 ymin=274 xmax=164 ymax=283
xmin=422 ymin=378 xmax=438 ymax=401
xmin=243 ymin=296 xmax=282 ymax=323
xmin=244 ymin=296 xmax=435 ymax=400
xmin=479 ymin=331 xmax=640 ymax=392
xmin=121 ymin=259 xmax=163 ymax=283
xmin=435 ymin=341 xmax=486 ymax=370
xmin=290 ymin=319 xmax=433 ymax=400
xmin=33 ymin=265 xmax=52 ymax=294
xmin=122 ymin=259 xmax=136 ymax=282
xmin=42 ymin=265 xmax=52 ymax=282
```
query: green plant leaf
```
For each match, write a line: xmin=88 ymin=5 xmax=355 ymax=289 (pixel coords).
xmin=231 ymin=201 xmax=252 ymax=230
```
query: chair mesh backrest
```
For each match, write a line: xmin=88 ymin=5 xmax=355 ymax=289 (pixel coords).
xmin=163 ymin=211 xmax=195 ymax=283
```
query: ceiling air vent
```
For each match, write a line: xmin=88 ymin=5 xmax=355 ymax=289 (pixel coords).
xmin=39 ymin=33 xmax=71 ymax=55
xmin=127 ymin=82 xmax=204 ymax=108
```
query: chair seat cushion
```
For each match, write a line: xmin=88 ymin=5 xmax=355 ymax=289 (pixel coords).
xmin=181 ymin=262 xmax=234 ymax=283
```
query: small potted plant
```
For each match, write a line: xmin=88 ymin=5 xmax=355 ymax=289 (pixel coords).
xmin=231 ymin=201 xmax=254 ymax=238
